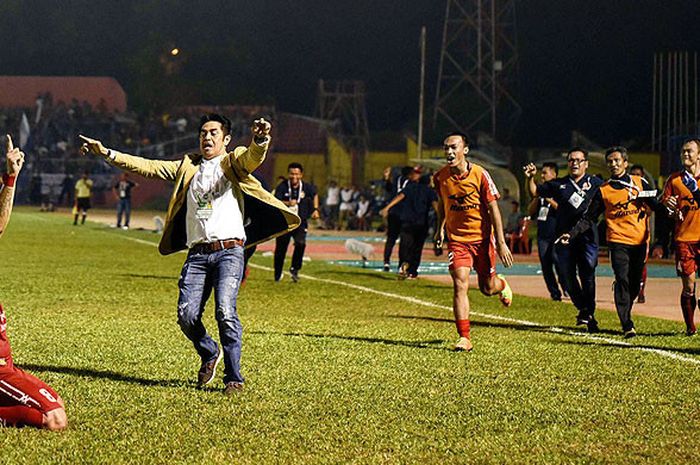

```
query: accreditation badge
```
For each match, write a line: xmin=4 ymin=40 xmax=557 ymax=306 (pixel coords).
xmin=290 ymin=204 xmax=299 ymax=214
xmin=195 ymin=193 xmax=214 ymax=220
xmin=568 ymin=191 xmax=585 ymax=209
xmin=537 ymin=205 xmax=550 ymax=221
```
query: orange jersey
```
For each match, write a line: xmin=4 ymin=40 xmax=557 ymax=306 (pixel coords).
xmin=433 ymin=163 xmax=499 ymax=243
xmin=601 ymin=175 xmax=650 ymax=246
xmin=662 ymin=172 xmax=700 ymax=243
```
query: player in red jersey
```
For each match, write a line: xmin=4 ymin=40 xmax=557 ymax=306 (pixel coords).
xmin=0 ymin=135 xmax=67 ymax=430
xmin=433 ymin=132 xmax=514 ymax=351
xmin=662 ymin=138 xmax=700 ymax=336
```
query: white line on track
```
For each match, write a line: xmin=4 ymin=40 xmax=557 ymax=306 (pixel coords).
xmin=109 ymin=232 xmax=700 ymax=367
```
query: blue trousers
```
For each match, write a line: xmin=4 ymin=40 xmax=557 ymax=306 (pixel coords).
xmin=177 ymin=246 xmax=245 ymax=384
xmin=554 ymin=237 xmax=598 ymax=317
xmin=538 ymin=238 xmax=564 ymax=300
xmin=116 ymin=198 xmax=131 ymax=227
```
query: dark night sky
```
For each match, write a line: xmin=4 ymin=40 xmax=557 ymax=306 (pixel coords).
xmin=1 ymin=0 xmax=699 ymax=147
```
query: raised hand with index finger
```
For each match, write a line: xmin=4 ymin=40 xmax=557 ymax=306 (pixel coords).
xmin=5 ymin=134 xmax=25 ymax=177
xmin=78 ymin=134 xmax=109 ymax=158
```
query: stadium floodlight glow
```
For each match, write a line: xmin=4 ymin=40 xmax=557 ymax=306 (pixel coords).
xmin=170 ymin=48 xmax=180 ymax=56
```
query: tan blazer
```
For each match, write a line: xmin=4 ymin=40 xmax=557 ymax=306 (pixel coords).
xmin=108 ymin=141 xmax=300 ymax=255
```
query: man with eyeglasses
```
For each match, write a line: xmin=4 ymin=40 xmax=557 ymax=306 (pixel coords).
xmin=557 ymin=147 xmax=665 ymax=338
xmin=524 ymin=148 xmax=603 ymax=332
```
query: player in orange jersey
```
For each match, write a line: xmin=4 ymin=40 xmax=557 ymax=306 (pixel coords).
xmin=662 ymin=138 xmax=700 ymax=335
xmin=433 ymin=132 xmax=514 ymax=352
xmin=0 ymin=135 xmax=67 ymax=430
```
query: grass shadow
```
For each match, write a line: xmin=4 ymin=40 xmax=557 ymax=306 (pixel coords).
xmin=119 ymin=273 xmax=176 ymax=281
xmin=250 ymin=330 xmax=452 ymax=351
xmin=554 ymin=339 xmax=700 ymax=357
xmin=21 ymin=363 xmax=188 ymax=388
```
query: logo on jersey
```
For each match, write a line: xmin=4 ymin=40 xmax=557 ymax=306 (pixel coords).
xmin=447 ymin=189 xmax=479 ymax=211
xmin=0 ymin=358 xmax=6 ymax=367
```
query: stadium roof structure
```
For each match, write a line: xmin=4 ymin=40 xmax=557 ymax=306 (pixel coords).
xmin=0 ymin=76 xmax=127 ymax=112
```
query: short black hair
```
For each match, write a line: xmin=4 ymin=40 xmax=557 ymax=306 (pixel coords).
xmin=445 ymin=131 xmax=470 ymax=147
xmin=629 ymin=164 xmax=645 ymax=174
xmin=542 ymin=162 xmax=559 ymax=175
xmin=199 ymin=113 xmax=232 ymax=135
xmin=288 ymin=162 xmax=304 ymax=172
xmin=682 ymin=138 xmax=700 ymax=150
xmin=567 ymin=147 xmax=588 ymax=160
xmin=605 ymin=145 xmax=628 ymax=161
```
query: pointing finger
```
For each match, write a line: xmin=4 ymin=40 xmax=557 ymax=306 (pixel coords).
xmin=6 ymin=134 xmax=13 ymax=152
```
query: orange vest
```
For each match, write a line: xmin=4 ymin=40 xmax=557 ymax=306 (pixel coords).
xmin=600 ymin=175 xmax=649 ymax=246
xmin=662 ymin=172 xmax=700 ymax=243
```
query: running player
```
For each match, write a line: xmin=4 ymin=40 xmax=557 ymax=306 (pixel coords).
xmin=433 ymin=132 xmax=514 ymax=352
xmin=662 ymin=138 xmax=700 ymax=335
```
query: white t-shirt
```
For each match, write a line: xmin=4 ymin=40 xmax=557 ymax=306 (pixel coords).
xmin=326 ymin=186 xmax=340 ymax=206
xmin=186 ymin=157 xmax=246 ymax=247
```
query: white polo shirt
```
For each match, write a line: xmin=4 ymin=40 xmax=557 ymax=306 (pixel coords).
xmin=186 ymin=156 xmax=246 ymax=247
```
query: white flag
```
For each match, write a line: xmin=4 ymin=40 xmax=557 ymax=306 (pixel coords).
xmin=19 ymin=112 xmax=30 ymax=149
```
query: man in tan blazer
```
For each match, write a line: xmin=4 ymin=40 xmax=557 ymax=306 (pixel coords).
xmin=80 ymin=114 xmax=299 ymax=395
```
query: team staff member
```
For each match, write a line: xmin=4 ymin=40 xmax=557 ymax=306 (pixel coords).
xmin=662 ymin=138 xmax=700 ymax=336
xmin=382 ymin=166 xmax=411 ymax=272
xmin=73 ymin=170 xmax=93 ymax=225
xmin=527 ymin=162 xmax=565 ymax=301
xmin=0 ymin=135 xmax=67 ymax=430
xmin=524 ymin=148 xmax=603 ymax=332
xmin=273 ymin=162 xmax=319 ymax=283
xmin=559 ymin=147 xmax=664 ymax=338
xmin=80 ymin=115 xmax=300 ymax=395
xmin=434 ymin=132 xmax=514 ymax=352
xmin=380 ymin=166 xmax=438 ymax=279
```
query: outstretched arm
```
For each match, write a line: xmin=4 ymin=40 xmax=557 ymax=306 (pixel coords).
xmin=0 ymin=135 xmax=24 ymax=237
xmin=379 ymin=192 xmax=405 ymax=217
xmin=79 ymin=135 xmax=180 ymax=181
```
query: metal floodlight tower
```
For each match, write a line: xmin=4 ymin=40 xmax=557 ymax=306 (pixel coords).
xmin=316 ymin=80 xmax=370 ymax=151
xmin=316 ymin=79 xmax=370 ymax=183
xmin=432 ymin=0 xmax=521 ymax=139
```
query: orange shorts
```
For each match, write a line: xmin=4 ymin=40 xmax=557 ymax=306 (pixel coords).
xmin=447 ymin=238 xmax=497 ymax=282
xmin=675 ymin=241 xmax=700 ymax=277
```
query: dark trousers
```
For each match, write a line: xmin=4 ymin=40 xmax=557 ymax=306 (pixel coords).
xmin=383 ymin=214 xmax=401 ymax=265
xmin=399 ymin=223 xmax=429 ymax=276
xmin=554 ymin=237 xmax=598 ymax=317
xmin=609 ymin=242 xmax=646 ymax=332
xmin=274 ymin=225 xmax=307 ymax=279
xmin=538 ymin=238 xmax=563 ymax=300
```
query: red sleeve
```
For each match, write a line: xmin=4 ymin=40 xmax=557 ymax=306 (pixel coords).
xmin=480 ymin=169 xmax=500 ymax=204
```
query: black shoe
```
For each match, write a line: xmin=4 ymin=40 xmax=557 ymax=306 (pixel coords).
xmin=197 ymin=350 xmax=222 ymax=388
xmin=624 ymin=328 xmax=637 ymax=339
xmin=223 ymin=381 xmax=244 ymax=395
xmin=576 ymin=312 xmax=590 ymax=326
xmin=290 ymin=268 xmax=299 ymax=283
xmin=637 ymin=294 xmax=646 ymax=304
xmin=687 ymin=328 xmax=697 ymax=337
xmin=383 ymin=263 xmax=390 ymax=272
xmin=551 ymin=294 xmax=562 ymax=302
xmin=587 ymin=319 xmax=600 ymax=334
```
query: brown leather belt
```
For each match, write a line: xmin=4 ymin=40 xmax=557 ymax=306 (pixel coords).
xmin=190 ymin=238 xmax=244 ymax=254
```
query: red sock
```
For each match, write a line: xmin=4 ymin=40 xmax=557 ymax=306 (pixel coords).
xmin=0 ymin=406 xmax=44 ymax=428
xmin=455 ymin=319 xmax=471 ymax=338
xmin=680 ymin=291 xmax=697 ymax=333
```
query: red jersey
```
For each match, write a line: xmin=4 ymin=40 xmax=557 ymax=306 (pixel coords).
xmin=433 ymin=162 xmax=500 ymax=243
xmin=662 ymin=171 xmax=700 ymax=243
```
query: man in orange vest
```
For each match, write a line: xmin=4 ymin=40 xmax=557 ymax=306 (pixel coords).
xmin=558 ymin=146 xmax=665 ymax=337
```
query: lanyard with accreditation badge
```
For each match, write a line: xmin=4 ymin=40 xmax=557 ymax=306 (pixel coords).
xmin=567 ymin=176 xmax=590 ymax=209
xmin=288 ymin=180 xmax=303 ymax=214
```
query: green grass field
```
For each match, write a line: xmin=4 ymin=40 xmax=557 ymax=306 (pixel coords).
xmin=1 ymin=208 xmax=699 ymax=464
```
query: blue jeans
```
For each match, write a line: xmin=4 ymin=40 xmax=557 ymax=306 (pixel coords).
xmin=177 ymin=246 xmax=245 ymax=384
xmin=116 ymin=198 xmax=131 ymax=227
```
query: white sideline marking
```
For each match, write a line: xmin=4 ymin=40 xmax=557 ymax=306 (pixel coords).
xmin=249 ymin=263 xmax=700 ymax=366
xmin=108 ymin=233 xmax=700 ymax=367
